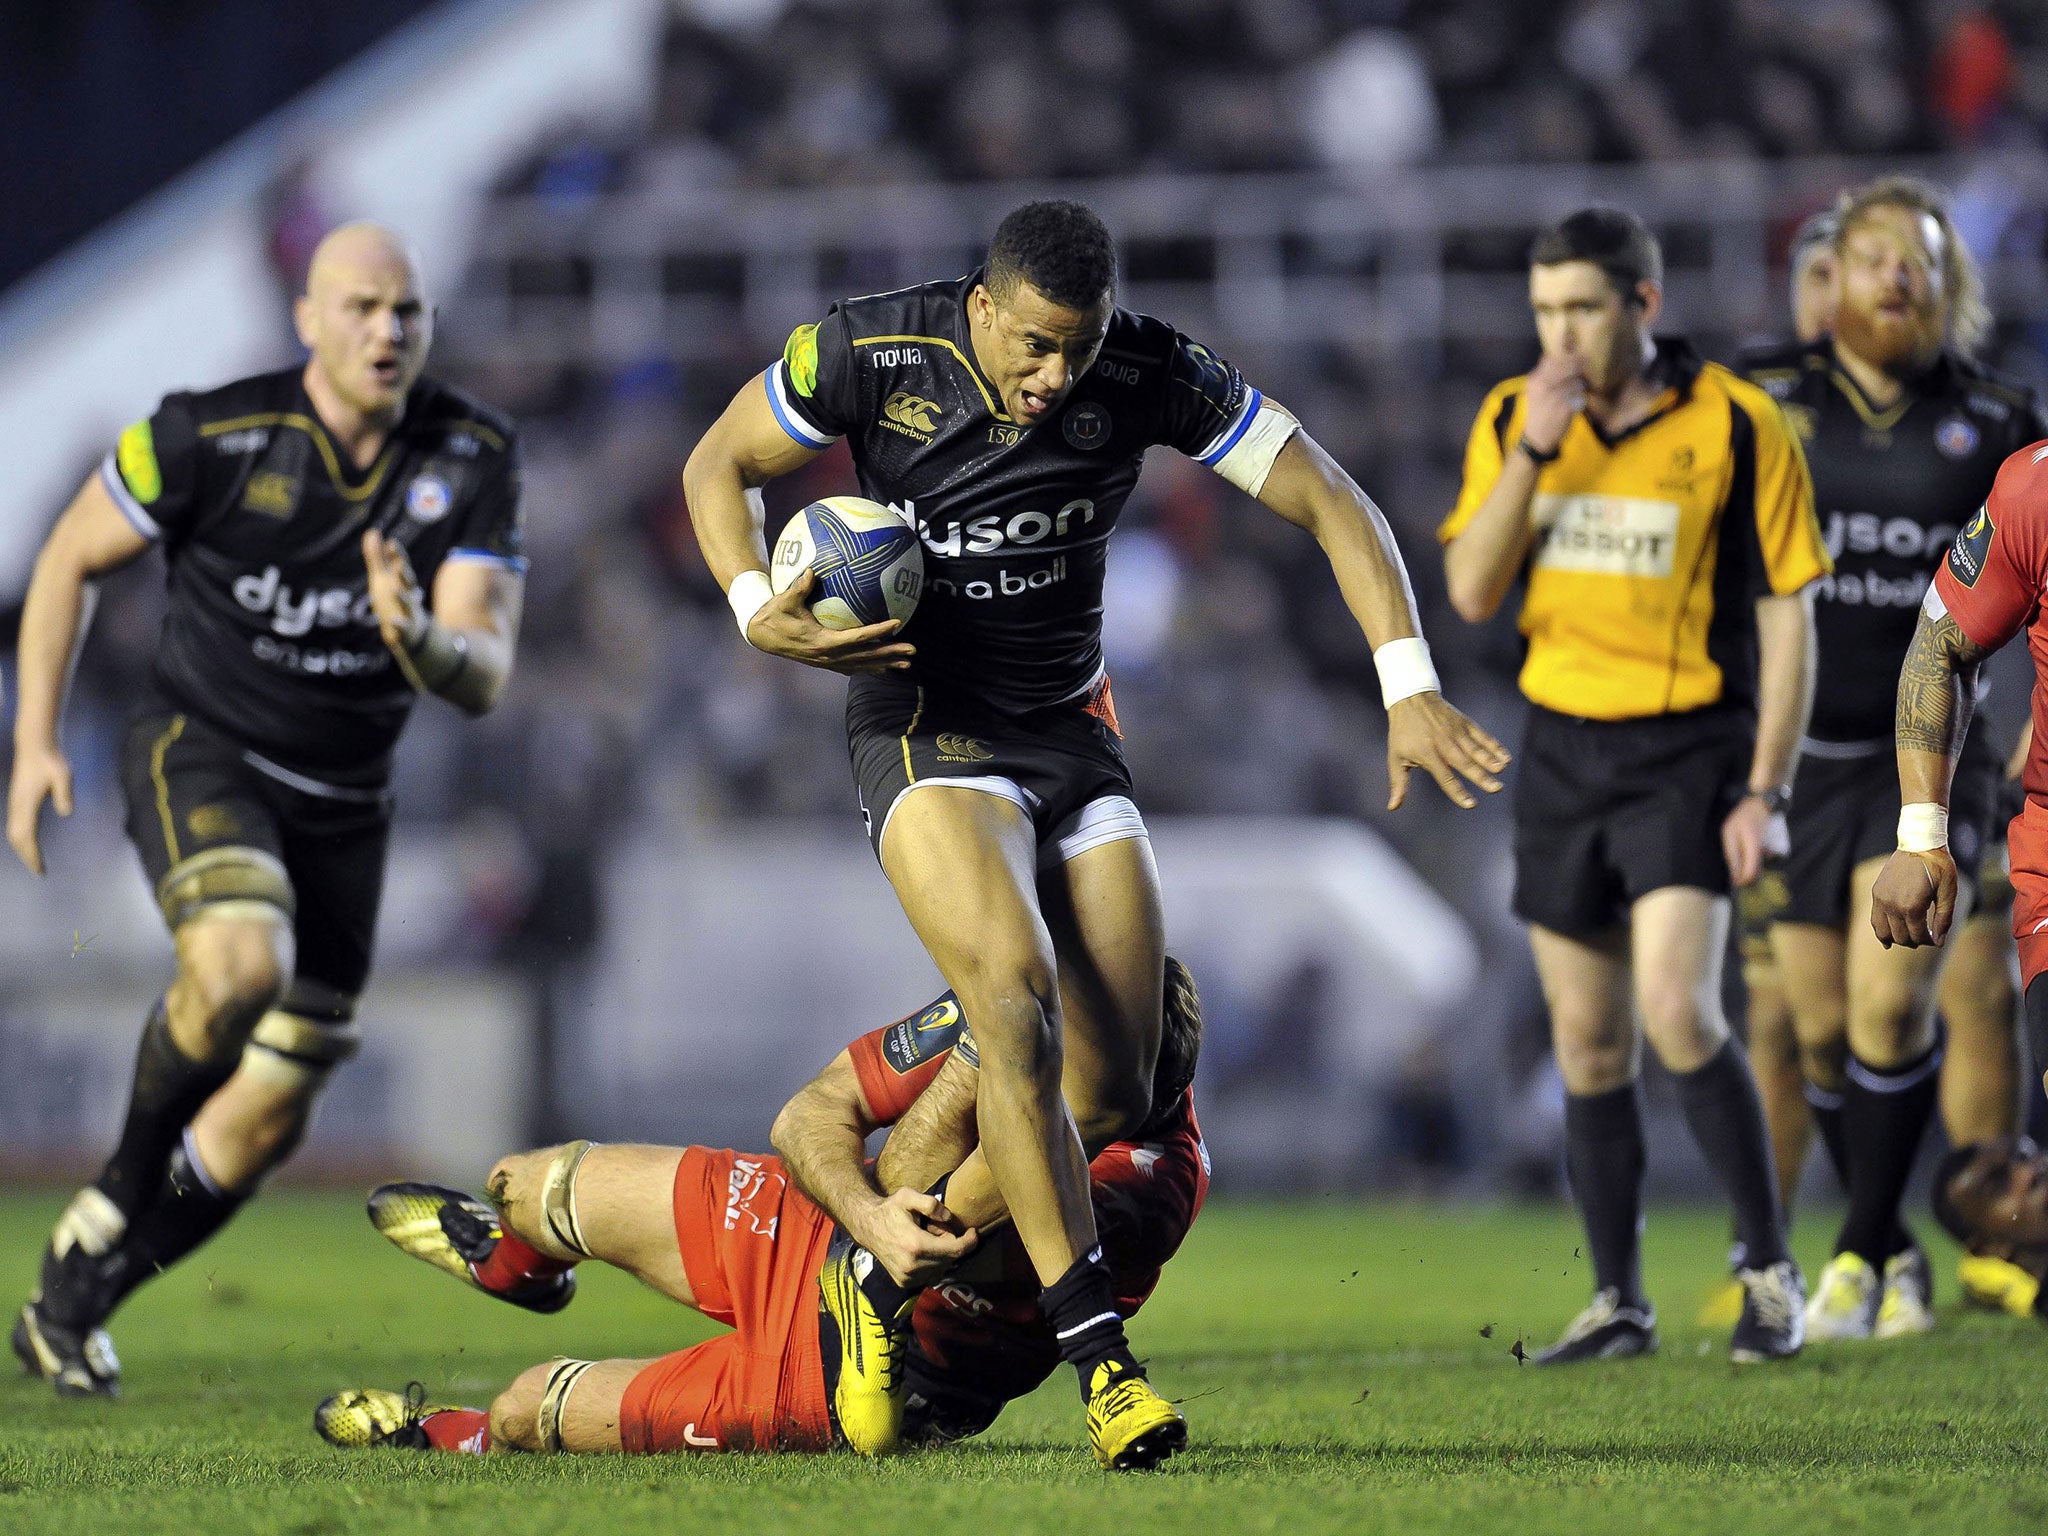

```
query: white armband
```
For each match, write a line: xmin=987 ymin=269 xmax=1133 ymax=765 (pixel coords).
xmin=726 ymin=569 xmax=773 ymax=643
xmin=1197 ymin=394 xmax=1299 ymax=496
xmin=1897 ymin=803 xmax=1949 ymax=852
xmin=1373 ymin=637 xmax=1441 ymax=709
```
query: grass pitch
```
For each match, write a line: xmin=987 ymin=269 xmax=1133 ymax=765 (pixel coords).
xmin=2 ymin=1190 xmax=2043 ymax=1535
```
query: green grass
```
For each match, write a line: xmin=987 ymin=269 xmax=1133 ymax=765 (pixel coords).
xmin=1 ymin=1190 xmax=2043 ymax=1535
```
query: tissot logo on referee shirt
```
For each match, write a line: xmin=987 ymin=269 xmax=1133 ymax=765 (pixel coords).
xmin=1531 ymin=495 xmax=1681 ymax=578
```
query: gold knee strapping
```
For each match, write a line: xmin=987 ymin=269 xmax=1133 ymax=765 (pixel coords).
xmin=540 ymin=1140 xmax=598 ymax=1259
xmin=157 ymin=847 xmax=294 ymax=931
xmin=535 ymin=1357 xmax=596 ymax=1454
xmin=241 ymin=1008 xmax=361 ymax=1087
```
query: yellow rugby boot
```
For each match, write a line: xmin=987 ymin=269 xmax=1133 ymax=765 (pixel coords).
xmin=1956 ymin=1252 xmax=2042 ymax=1318
xmin=315 ymin=1382 xmax=458 ymax=1449
xmin=367 ymin=1182 xmax=575 ymax=1314
xmin=1084 ymin=1358 xmax=1187 ymax=1471
xmin=819 ymin=1239 xmax=913 ymax=1456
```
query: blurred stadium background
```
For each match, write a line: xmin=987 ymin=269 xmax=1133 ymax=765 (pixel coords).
xmin=4 ymin=0 xmax=2046 ymax=1200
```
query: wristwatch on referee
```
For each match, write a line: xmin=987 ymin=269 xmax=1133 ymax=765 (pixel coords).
xmin=1517 ymin=434 xmax=1562 ymax=466
xmin=1748 ymin=784 xmax=1792 ymax=816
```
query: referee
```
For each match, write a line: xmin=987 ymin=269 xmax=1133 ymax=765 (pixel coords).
xmin=1442 ymin=207 xmax=1831 ymax=1364
xmin=1744 ymin=176 xmax=2048 ymax=1341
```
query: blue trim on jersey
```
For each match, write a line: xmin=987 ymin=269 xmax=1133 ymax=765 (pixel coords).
xmin=99 ymin=455 xmax=162 ymax=541
xmin=1196 ymin=388 xmax=1262 ymax=466
xmin=446 ymin=548 xmax=529 ymax=573
xmin=765 ymin=368 xmax=836 ymax=450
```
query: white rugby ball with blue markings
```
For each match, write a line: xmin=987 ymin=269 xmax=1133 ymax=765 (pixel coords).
xmin=770 ymin=495 xmax=923 ymax=630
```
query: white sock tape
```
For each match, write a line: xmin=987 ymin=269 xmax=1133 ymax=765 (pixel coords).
xmin=726 ymin=569 xmax=773 ymax=644
xmin=1897 ymin=803 xmax=1949 ymax=852
xmin=1373 ymin=636 xmax=1441 ymax=709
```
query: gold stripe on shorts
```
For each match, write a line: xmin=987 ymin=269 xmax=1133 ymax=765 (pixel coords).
xmin=149 ymin=715 xmax=188 ymax=863
xmin=901 ymin=687 xmax=925 ymax=785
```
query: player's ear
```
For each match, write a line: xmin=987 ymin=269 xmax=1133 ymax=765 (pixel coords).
xmin=292 ymin=293 xmax=318 ymax=353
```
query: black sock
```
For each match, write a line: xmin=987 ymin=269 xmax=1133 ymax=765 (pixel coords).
xmin=94 ymin=1000 xmax=234 ymax=1222
xmin=1040 ymin=1244 xmax=1135 ymax=1397
xmin=1804 ymin=1081 xmax=1850 ymax=1194
xmin=1674 ymin=1041 xmax=1789 ymax=1270
xmin=854 ymin=1175 xmax=953 ymax=1318
xmin=1835 ymin=1042 xmax=1942 ymax=1267
xmin=1563 ymin=1083 xmax=1647 ymax=1307
xmin=101 ymin=1131 xmax=250 ymax=1315
xmin=2025 ymin=975 xmax=2048 ymax=1112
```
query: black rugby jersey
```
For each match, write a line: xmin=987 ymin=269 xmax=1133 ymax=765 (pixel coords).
xmin=100 ymin=368 xmax=524 ymax=786
xmin=767 ymin=270 xmax=1278 ymax=714
xmin=1745 ymin=339 xmax=2047 ymax=743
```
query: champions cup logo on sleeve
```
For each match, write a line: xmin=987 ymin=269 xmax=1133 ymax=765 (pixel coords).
xmin=1531 ymin=494 xmax=1682 ymax=578
xmin=1948 ymin=504 xmax=1994 ymax=588
xmin=406 ymin=476 xmax=452 ymax=522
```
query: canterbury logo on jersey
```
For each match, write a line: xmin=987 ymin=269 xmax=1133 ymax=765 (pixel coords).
xmin=881 ymin=391 xmax=944 ymax=440
xmin=233 ymin=566 xmax=376 ymax=636
xmin=1532 ymin=494 xmax=1681 ymax=577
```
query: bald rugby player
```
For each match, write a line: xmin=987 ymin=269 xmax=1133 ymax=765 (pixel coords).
xmin=10 ymin=224 xmax=527 ymax=1397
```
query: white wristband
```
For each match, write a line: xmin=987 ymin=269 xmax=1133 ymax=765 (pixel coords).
xmin=726 ymin=570 xmax=773 ymax=644
xmin=1897 ymin=803 xmax=1949 ymax=853
xmin=1373 ymin=636 xmax=1441 ymax=709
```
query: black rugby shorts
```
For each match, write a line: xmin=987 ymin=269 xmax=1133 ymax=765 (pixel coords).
xmin=1778 ymin=720 xmax=1997 ymax=929
xmin=1512 ymin=704 xmax=1750 ymax=937
xmin=846 ymin=673 xmax=1138 ymax=863
xmin=121 ymin=706 xmax=391 ymax=999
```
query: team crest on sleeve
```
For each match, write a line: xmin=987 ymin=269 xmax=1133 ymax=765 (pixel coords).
xmin=1935 ymin=416 xmax=1980 ymax=459
xmin=1063 ymin=401 xmax=1111 ymax=450
xmin=406 ymin=475 xmax=452 ymax=523
xmin=1948 ymin=504 xmax=1994 ymax=587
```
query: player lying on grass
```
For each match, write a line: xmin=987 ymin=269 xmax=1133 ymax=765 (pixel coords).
xmin=315 ymin=960 xmax=1205 ymax=1464
xmin=1931 ymin=1137 xmax=2048 ymax=1321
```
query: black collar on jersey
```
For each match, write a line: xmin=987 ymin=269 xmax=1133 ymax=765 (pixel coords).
xmin=1823 ymin=335 xmax=1966 ymax=431
xmin=1583 ymin=334 xmax=1703 ymax=449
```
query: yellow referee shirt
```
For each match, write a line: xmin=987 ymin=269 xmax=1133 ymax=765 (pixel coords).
xmin=1441 ymin=340 xmax=1830 ymax=721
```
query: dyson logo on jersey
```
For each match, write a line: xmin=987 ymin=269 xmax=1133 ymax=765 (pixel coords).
xmin=233 ymin=566 xmax=377 ymax=637
xmin=912 ymin=498 xmax=1098 ymax=558
xmin=1821 ymin=512 xmax=1959 ymax=562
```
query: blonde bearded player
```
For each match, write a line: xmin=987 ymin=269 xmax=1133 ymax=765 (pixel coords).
xmin=685 ymin=200 xmax=1507 ymax=1467
xmin=10 ymin=225 xmax=525 ymax=1397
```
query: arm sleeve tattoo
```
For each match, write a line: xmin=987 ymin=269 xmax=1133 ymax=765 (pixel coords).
xmin=1896 ymin=609 xmax=1995 ymax=761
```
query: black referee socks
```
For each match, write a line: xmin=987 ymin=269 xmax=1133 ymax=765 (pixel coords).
xmin=1563 ymin=1083 xmax=1648 ymax=1307
xmin=1836 ymin=1041 xmax=1942 ymax=1267
xmin=1675 ymin=1041 xmax=1790 ymax=1270
xmin=94 ymin=999 xmax=237 ymax=1222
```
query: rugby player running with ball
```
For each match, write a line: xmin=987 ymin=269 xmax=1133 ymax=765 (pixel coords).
xmin=10 ymin=224 xmax=526 ymax=1398
xmin=685 ymin=200 xmax=1506 ymax=1468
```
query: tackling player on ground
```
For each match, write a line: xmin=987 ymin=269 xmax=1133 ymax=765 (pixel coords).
xmin=1742 ymin=177 xmax=2047 ymax=1341
xmin=314 ymin=962 xmax=1206 ymax=1460
xmin=1442 ymin=208 xmax=1830 ymax=1365
xmin=684 ymin=200 xmax=1505 ymax=1465
xmin=10 ymin=225 xmax=526 ymax=1397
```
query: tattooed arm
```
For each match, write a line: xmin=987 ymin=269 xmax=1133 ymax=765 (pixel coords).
xmin=1871 ymin=606 xmax=1997 ymax=948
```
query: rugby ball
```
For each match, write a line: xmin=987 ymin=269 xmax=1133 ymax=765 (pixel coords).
xmin=770 ymin=495 xmax=923 ymax=630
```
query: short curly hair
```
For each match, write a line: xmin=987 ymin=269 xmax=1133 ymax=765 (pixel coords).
xmin=1134 ymin=954 xmax=1203 ymax=1140
xmin=986 ymin=200 xmax=1117 ymax=310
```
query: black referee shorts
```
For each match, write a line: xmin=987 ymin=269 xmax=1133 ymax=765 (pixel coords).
xmin=121 ymin=707 xmax=391 ymax=1000
xmin=1513 ymin=704 xmax=1750 ymax=937
xmin=1778 ymin=720 xmax=1998 ymax=928
xmin=846 ymin=674 xmax=1138 ymax=864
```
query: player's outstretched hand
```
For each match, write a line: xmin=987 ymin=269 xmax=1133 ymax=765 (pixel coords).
xmin=7 ymin=742 xmax=73 ymax=877
xmin=1720 ymin=794 xmax=1790 ymax=888
xmin=1386 ymin=693 xmax=1510 ymax=810
xmin=1871 ymin=846 xmax=1959 ymax=949
xmin=745 ymin=569 xmax=916 ymax=676
xmin=362 ymin=529 xmax=428 ymax=652
xmin=857 ymin=1186 xmax=977 ymax=1289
